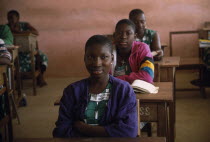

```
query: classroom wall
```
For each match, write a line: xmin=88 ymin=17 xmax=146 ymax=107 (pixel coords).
xmin=1 ymin=0 xmax=210 ymax=77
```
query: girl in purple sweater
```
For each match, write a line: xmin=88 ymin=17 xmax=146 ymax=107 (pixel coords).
xmin=53 ymin=35 xmax=138 ymax=137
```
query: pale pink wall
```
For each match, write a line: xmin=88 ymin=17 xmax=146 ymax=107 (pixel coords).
xmin=1 ymin=0 xmax=210 ymax=77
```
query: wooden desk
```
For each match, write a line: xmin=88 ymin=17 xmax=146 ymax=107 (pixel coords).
xmin=179 ymin=57 xmax=204 ymax=68
xmin=14 ymin=33 xmax=37 ymax=52
xmin=7 ymin=46 xmax=22 ymax=99
xmin=158 ymin=56 xmax=180 ymax=82
xmin=14 ymin=137 xmax=166 ymax=142
xmin=136 ymin=82 xmax=173 ymax=142
xmin=177 ymin=57 xmax=206 ymax=98
xmin=53 ymin=82 xmax=172 ymax=142
xmin=156 ymin=57 xmax=180 ymax=142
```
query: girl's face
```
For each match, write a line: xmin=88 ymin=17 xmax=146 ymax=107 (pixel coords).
xmin=7 ymin=13 xmax=19 ymax=24
xmin=85 ymin=44 xmax=113 ymax=79
xmin=130 ymin=13 xmax=146 ymax=33
xmin=114 ymin=23 xmax=136 ymax=50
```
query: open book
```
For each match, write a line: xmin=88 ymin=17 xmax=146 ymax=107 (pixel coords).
xmin=131 ymin=80 xmax=159 ymax=94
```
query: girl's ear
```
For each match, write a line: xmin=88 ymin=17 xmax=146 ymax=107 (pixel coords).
xmin=111 ymin=54 xmax=114 ymax=62
xmin=134 ymin=33 xmax=137 ymax=39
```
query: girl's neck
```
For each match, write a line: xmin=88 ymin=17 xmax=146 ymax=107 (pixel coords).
xmin=137 ymin=30 xmax=145 ymax=39
xmin=117 ymin=48 xmax=131 ymax=60
xmin=89 ymin=74 xmax=109 ymax=94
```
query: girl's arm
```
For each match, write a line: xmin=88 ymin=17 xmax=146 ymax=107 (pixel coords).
xmin=53 ymin=86 xmax=82 ymax=137
xmin=26 ymin=23 xmax=39 ymax=35
xmin=151 ymin=32 xmax=163 ymax=61
xmin=73 ymin=121 xmax=109 ymax=137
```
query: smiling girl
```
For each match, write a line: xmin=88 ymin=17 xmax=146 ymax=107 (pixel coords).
xmin=53 ymin=35 xmax=138 ymax=137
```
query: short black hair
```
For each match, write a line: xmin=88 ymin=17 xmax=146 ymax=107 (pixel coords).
xmin=129 ymin=9 xmax=144 ymax=19
xmin=115 ymin=19 xmax=136 ymax=31
xmin=85 ymin=35 xmax=113 ymax=53
xmin=7 ymin=10 xmax=20 ymax=18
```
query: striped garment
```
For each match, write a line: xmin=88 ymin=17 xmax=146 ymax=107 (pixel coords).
xmin=0 ymin=41 xmax=12 ymax=61
xmin=114 ymin=41 xmax=154 ymax=84
xmin=139 ymin=57 xmax=154 ymax=79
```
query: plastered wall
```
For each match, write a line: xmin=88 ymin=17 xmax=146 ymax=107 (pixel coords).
xmin=1 ymin=0 xmax=210 ymax=77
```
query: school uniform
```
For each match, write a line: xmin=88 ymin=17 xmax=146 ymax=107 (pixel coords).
xmin=53 ymin=75 xmax=138 ymax=137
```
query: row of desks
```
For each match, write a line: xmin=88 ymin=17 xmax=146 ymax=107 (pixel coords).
xmin=53 ymin=56 xmax=180 ymax=142
xmin=54 ymin=82 xmax=173 ymax=141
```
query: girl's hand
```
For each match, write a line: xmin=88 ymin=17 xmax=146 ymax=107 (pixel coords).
xmin=73 ymin=121 xmax=85 ymax=130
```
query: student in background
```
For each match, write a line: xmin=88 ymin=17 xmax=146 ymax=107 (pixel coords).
xmin=53 ymin=35 xmax=138 ymax=137
xmin=129 ymin=9 xmax=163 ymax=61
xmin=7 ymin=10 xmax=48 ymax=87
xmin=113 ymin=19 xmax=154 ymax=84
xmin=0 ymin=22 xmax=13 ymax=45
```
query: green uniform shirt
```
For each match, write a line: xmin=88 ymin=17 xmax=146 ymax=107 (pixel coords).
xmin=0 ymin=25 xmax=13 ymax=45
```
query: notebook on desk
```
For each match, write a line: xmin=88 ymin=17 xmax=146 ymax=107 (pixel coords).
xmin=131 ymin=80 xmax=159 ymax=94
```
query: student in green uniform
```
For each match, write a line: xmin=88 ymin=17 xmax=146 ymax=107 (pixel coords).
xmin=7 ymin=10 xmax=48 ymax=87
xmin=129 ymin=9 xmax=163 ymax=61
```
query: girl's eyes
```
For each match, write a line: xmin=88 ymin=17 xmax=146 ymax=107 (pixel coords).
xmin=101 ymin=56 xmax=108 ymax=59
xmin=86 ymin=55 xmax=109 ymax=60
xmin=116 ymin=31 xmax=134 ymax=36
xmin=134 ymin=20 xmax=145 ymax=24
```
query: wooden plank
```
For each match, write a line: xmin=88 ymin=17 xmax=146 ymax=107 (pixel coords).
xmin=54 ymin=82 xmax=173 ymax=105
xmin=169 ymin=30 xmax=199 ymax=56
xmin=14 ymin=137 xmax=166 ymax=142
xmin=158 ymin=56 xmax=180 ymax=67
xmin=179 ymin=57 xmax=204 ymax=66
xmin=0 ymin=115 xmax=9 ymax=128
xmin=157 ymin=103 xmax=167 ymax=137
xmin=136 ymin=82 xmax=173 ymax=102
xmin=140 ymin=103 xmax=157 ymax=122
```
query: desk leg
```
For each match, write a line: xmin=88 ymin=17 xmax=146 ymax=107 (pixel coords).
xmin=199 ymin=65 xmax=206 ymax=98
xmin=15 ymin=57 xmax=22 ymax=99
xmin=169 ymin=102 xmax=175 ymax=142
xmin=168 ymin=67 xmax=176 ymax=142
xmin=157 ymin=103 xmax=167 ymax=138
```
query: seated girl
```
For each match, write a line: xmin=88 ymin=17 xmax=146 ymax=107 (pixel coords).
xmin=53 ymin=35 xmax=138 ymax=137
xmin=129 ymin=9 xmax=163 ymax=61
xmin=7 ymin=10 xmax=48 ymax=87
xmin=112 ymin=19 xmax=154 ymax=84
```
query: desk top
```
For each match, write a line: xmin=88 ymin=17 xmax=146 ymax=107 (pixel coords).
xmin=136 ymin=82 xmax=173 ymax=102
xmin=158 ymin=56 xmax=180 ymax=67
xmin=14 ymin=33 xmax=37 ymax=37
xmin=7 ymin=45 xmax=19 ymax=50
xmin=14 ymin=137 xmax=166 ymax=142
xmin=180 ymin=57 xmax=204 ymax=66
xmin=54 ymin=82 xmax=173 ymax=106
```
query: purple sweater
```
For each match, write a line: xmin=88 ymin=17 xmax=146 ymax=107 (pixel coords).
xmin=53 ymin=75 xmax=138 ymax=138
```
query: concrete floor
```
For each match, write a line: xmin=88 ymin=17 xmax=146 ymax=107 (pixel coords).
xmin=12 ymin=70 xmax=210 ymax=142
